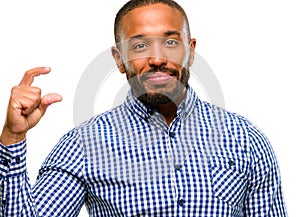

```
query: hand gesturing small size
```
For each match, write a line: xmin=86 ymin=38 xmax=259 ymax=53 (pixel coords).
xmin=0 ymin=67 xmax=62 ymax=146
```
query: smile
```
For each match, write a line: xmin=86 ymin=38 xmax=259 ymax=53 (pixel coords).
xmin=145 ymin=72 xmax=174 ymax=85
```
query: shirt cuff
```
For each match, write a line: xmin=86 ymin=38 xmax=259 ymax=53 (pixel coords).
xmin=0 ymin=139 xmax=26 ymax=177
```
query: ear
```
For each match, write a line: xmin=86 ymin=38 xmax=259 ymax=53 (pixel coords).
xmin=188 ymin=38 xmax=197 ymax=66
xmin=111 ymin=46 xmax=126 ymax=74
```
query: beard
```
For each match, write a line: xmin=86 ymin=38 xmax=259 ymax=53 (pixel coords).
xmin=125 ymin=65 xmax=190 ymax=107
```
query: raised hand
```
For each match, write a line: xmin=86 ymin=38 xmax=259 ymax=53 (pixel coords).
xmin=0 ymin=67 xmax=62 ymax=146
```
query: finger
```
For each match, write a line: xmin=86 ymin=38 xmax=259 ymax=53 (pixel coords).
xmin=19 ymin=67 xmax=51 ymax=87
xmin=10 ymin=86 xmax=41 ymax=112
xmin=19 ymin=95 xmax=41 ymax=116
xmin=38 ymin=93 xmax=63 ymax=116
xmin=12 ymin=86 xmax=42 ymax=99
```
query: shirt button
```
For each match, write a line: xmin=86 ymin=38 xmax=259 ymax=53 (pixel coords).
xmin=169 ymin=132 xmax=175 ymax=138
xmin=15 ymin=157 xmax=21 ymax=163
xmin=178 ymin=199 xmax=185 ymax=206
xmin=228 ymin=160 xmax=235 ymax=167
xmin=3 ymin=159 xmax=9 ymax=166
xmin=147 ymin=109 xmax=154 ymax=115
xmin=175 ymin=164 xmax=181 ymax=171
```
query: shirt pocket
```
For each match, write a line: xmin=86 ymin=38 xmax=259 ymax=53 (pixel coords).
xmin=208 ymin=156 xmax=248 ymax=207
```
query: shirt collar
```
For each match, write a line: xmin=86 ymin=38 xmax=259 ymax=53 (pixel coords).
xmin=124 ymin=85 xmax=199 ymax=121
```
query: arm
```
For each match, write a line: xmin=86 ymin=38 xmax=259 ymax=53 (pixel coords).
xmin=245 ymin=125 xmax=288 ymax=216
xmin=0 ymin=132 xmax=87 ymax=216
xmin=30 ymin=129 xmax=87 ymax=216
xmin=0 ymin=68 xmax=86 ymax=216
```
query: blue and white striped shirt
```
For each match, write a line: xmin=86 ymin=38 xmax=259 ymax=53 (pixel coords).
xmin=0 ymin=86 xmax=287 ymax=216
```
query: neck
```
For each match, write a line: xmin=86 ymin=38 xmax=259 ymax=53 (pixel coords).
xmin=155 ymin=88 xmax=187 ymax=126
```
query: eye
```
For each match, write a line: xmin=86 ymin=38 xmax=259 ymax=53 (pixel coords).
xmin=132 ymin=43 xmax=148 ymax=51
xmin=165 ymin=39 xmax=179 ymax=48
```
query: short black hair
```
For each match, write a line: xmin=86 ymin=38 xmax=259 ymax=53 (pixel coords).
xmin=114 ymin=0 xmax=191 ymax=44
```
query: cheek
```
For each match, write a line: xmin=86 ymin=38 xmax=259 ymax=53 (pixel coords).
xmin=165 ymin=50 xmax=187 ymax=66
xmin=125 ymin=59 xmax=148 ymax=75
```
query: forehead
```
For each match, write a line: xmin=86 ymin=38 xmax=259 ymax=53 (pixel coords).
xmin=120 ymin=3 xmax=185 ymax=39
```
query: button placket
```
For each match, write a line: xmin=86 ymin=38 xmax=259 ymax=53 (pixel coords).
xmin=165 ymin=132 xmax=178 ymax=202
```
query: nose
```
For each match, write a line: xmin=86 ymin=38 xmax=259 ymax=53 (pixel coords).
xmin=148 ymin=43 xmax=167 ymax=67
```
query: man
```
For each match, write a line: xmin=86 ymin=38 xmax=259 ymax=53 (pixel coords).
xmin=0 ymin=0 xmax=287 ymax=216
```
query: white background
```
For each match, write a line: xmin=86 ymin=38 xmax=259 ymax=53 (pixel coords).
xmin=0 ymin=0 xmax=299 ymax=216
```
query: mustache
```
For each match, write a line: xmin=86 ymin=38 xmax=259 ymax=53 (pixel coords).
xmin=139 ymin=66 xmax=179 ymax=81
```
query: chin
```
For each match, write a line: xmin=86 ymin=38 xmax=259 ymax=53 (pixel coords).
xmin=138 ymin=92 xmax=172 ymax=106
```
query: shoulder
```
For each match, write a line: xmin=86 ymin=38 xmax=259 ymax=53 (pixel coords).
xmin=76 ymin=104 xmax=126 ymax=131
xmin=198 ymin=100 xmax=276 ymax=161
xmin=197 ymin=100 xmax=253 ymax=132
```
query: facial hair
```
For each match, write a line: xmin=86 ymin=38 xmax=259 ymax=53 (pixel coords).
xmin=125 ymin=65 xmax=190 ymax=107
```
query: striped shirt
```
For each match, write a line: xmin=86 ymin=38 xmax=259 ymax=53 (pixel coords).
xmin=0 ymin=86 xmax=287 ymax=216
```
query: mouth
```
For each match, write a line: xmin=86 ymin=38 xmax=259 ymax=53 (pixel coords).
xmin=144 ymin=72 xmax=174 ymax=85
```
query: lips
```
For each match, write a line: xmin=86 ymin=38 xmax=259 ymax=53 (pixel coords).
xmin=145 ymin=72 xmax=174 ymax=85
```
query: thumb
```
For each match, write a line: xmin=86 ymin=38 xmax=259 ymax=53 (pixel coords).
xmin=39 ymin=93 xmax=63 ymax=115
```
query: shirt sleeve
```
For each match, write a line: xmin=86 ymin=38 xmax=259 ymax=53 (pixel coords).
xmin=0 ymin=129 xmax=87 ymax=217
xmin=245 ymin=125 xmax=288 ymax=217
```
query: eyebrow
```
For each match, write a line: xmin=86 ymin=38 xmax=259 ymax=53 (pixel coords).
xmin=164 ymin=30 xmax=180 ymax=37
xmin=129 ymin=30 xmax=181 ymax=40
xmin=129 ymin=34 xmax=145 ymax=40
